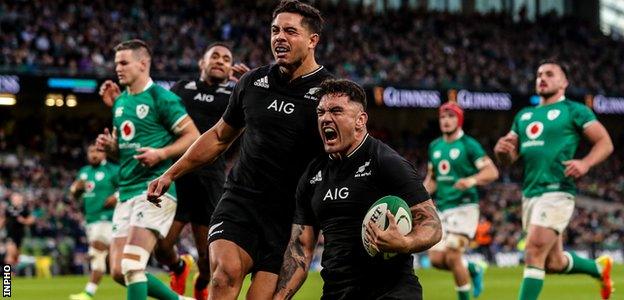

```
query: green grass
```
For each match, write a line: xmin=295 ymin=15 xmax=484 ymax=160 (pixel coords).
xmin=9 ymin=265 xmax=623 ymax=299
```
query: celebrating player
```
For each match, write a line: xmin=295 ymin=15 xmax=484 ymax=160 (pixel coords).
xmin=274 ymin=79 xmax=441 ymax=299
xmin=423 ymin=102 xmax=499 ymax=300
xmin=3 ymin=192 xmax=35 ymax=267
xmin=96 ymin=39 xmax=199 ymax=300
xmin=147 ymin=1 xmax=332 ymax=298
xmin=155 ymin=42 xmax=249 ymax=300
xmin=494 ymin=59 xmax=614 ymax=300
xmin=69 ymin=143 xmax=119 ymax=300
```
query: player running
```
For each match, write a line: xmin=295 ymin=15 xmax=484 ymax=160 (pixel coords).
xmin=147 ymin=1 xmax=332 ymax=298
xmin=275 ymin=79 xmax=442 ymax=299
xmin=96 ymin=39 xmax=199 ymax=300
xmin=424 ymin=102 xmax=499 ymax=300
xmin=155 ymin=42 xmax=249 ymax=300
xmin=69 ymin=143 xmax=119 ymax=300
xmin=494 ymin=60 xmax=614 ymax=300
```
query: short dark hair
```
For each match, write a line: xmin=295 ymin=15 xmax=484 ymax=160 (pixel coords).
xmin=113 ymin=39 xmax=152 ymax=58
xmin=272 ymin=0 xmax=324 ymax=34
xmin=204 ymin=42 xmax=232 ymax=56
xmin=316 ymin=79 xmax=367 ymax=110
xmin=538 ymin=58 xmax=569 ymax=79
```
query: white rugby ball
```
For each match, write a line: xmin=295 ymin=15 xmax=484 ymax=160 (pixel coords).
xmin=361 ymin=195 xmax=413 ymax=259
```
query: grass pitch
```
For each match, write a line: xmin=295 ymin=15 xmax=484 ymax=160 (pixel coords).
xmin=10 ymin=265 xmax=623 ymax=299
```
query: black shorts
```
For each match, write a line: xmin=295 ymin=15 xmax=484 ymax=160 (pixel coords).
xmin=208 ymin=189 xmax=293 ymax=274
xmin=7 ymin=233 xmax=24 ymax=248
xmin=321 ymin=273 xmax=422 ymax=300
xmin=174 ymin=168 xmax=225 ymax=226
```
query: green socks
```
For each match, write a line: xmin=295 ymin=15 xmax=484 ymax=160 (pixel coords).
xmin=127 ymin=281 xmax=148 ymax=300
xmin=467 ymin=261 xmax=479 ymax=277
xmin=518 ymin=267 xmax=544 ymax=300
xmin=563 ymin=251 xmax=600 ymax=278
xmin=146 ymin=273 xmax=180 ymax=300
xmin=457 ymin=284 xmax=471 ymax=300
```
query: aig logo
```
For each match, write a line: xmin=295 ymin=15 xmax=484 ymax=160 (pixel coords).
xmin=323 ymin=187 xmax=349 ymax=201
xmin=267 ymin=100 xmax=294 ymax=114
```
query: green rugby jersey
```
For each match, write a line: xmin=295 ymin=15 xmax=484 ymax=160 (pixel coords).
xmin=510 ymin=98 xmax=597 ymax=198
xmin=76 ymin=161 xmax=119 ymax=223
xmin=428 ymin=132 xmax=486 ymax=211
xmin=112 ymin=80 xmax=189 ymax=201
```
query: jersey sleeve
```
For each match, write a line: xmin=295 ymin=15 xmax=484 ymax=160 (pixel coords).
xmin=155 ymin=89 xmax=189 ymax=133
xmin=466 ymin=137 xmax=487 ymax=167
xmin=571 ymin=103 xmax=598 ymax=131
xmin=509 ymin=110 xmax=523 ymax=136
xmin=222 ymin=72 xmax=251 ymax=129
xmin=76 ymin=167 xmax=87 ymax=181
xmin=376 ymin=151 xmax=430 ymax=207
xmin=293 ymin=165 xmax=318 ymax=228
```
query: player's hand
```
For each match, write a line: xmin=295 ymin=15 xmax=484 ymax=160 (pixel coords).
xmin=146 ymin=174 xmax=172 ymax=207
xmin=134 ymin=147 xmax=166 ymax=168
xmin=230 ymin=63 xmax=251 ymax=82
xmin=96 ymin=128 xmax=115 ymax=152
xmin=99 ymin=80 xmax=121 ymax=107
xmin=74 ymin=180 xmax=86 ymax=192
xmin=494 ymin=134 xmax=517 ymax=155
xmin=364 ymin=211 xmax=409 ymax=254
xmin=454 ymin=177 xmax=477 ymax=190
xmin=563 ymin=159 xmax=589 ymax=178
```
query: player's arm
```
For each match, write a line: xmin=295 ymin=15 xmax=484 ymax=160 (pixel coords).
xmin=134 ymin=116 xmax=200 ymax=167
xmin=366 ymin=199 xmax=442 ymax=254
xmin=147 ymin=118 xmax=243 ymax=202
xmin=69 ymin=179 xmax=86 ymax=199
xmin=423 ymin=163 xmax=436 ymax=194
xmin=274 ymin=224 xmax=318 ymax=300
xmin=17 ymin=210 xmax=35 ymax=226
xmin=454 ymin=156 xmax=499 ymax=190
xmin=564 ymin=122 xmax=613 ymax=178
xmin=103 ymin=192 xmax=118 ymax=209
xmin=494 ymin=132 xmax=519 ymax=166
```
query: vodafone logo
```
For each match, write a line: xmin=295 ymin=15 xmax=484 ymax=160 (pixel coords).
xmin=438 ymin=160 xmax=451 ymax=175
xmin=526 ymin=121 xmax=543 ymax=140
xmin=120 ymin=120 xmax=135 ymax=141
xmin=86 ymin=181 xmax=95 ymax=192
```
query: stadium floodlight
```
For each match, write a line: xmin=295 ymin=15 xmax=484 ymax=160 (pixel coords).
xmin=66 ymin=94 xmax=77 ymax=107
xmin=0 ymin=93 xmax=16 ymax=106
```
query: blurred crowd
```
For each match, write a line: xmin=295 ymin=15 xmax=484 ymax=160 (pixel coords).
xmin=2 ymin=0 xmax=624 ymax=94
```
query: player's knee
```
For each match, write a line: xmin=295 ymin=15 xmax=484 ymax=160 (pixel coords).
xmin=428 ymin=252 xmax=446 ymax=268
xmin=211 ymin=260 xmax=243 ymax=289
xmin=544 ymin=255 xmax=567 ymax=273
xmin=88 ymin=247 xmax=108 ymax=273
xmin=120 ymin=245 xmax=150 ymax=284
xmin=444 ymin=250 xmax=462 ymax=267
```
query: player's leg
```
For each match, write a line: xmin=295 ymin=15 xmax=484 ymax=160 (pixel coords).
xmin=444 ymin=234 xmax=471 ymax=300
xmin=208 ymin=239 xmax=254 ymax=300
xmin=71 ymin=221 xmax=114 ymax=300
xmin=4 ymin=239 xmax=19 ymax=266
xmin=428 ymin=250 xmax=449 ymax=270
xmin=123 ymin=195 xmax=181 ymax=300
xmin=110 ymin=237 xmax=127 ymax=286
xmin=155 ymin=220 xmax=193 ymax=295
xmin=519 ymin=224 xmax=558 ymax=300
xmin=191 ymin=223 xmax=210 ymax=300
xmin=246 ymin=271 xmax=278 ymax=300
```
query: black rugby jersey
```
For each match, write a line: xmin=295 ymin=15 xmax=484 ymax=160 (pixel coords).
xmin=170 ymin=79 xmax=234 ymax=175
xmin=222 ymin=64 xmax=332 ymax=206
xmin=294 ymin=134 xmax=430 ymax=286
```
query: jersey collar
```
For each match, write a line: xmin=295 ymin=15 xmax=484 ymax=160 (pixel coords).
xmin=142 ymin=78 xmax=154 ymax=92
xmin=329 ymin=133 xmax=370 ymax=160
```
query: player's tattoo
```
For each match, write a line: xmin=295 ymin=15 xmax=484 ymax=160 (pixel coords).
xmin=276 ymin=224 xmax=308 ymax=298
xmin=411 ymin=200 xmax=441 ymax=230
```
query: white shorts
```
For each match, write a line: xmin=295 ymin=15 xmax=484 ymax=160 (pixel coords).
xmin=430 ymin=204 xmax=479 ymax=252
xmin=86 ymin=221 xmax=113 ymax=245
xmin=522 ymin=192 xmax=575 ymax=233
xmin=112 ymin=193 xmax=177 ymax=239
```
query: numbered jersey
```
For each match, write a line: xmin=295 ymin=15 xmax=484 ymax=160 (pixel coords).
xmin=76 ymin=161 xmax=119 ymax=223
xmin=112 ymin=81 xmax=189 ymax=201
xmin=510 ymin=99 xmax=597 ymax=197
xmin=222 ymin=64 xmax=332 ymax=207
xmin=428 ymin=132 xmax=486 ymax=211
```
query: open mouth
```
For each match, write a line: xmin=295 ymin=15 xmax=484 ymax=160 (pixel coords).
xmin=274 ymin=45 xmax=290 ymax=57
xmin=323 ymin=127 xmax=338 ymax=142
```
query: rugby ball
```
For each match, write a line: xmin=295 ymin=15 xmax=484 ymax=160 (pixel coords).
xmin=361 ymin=195 xmax=413 ymax=259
